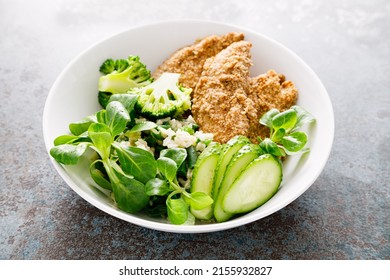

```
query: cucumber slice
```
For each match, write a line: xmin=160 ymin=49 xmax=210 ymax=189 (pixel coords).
xmin=190 ymin=142 xmax=222 ymax=220
xmin=214 ymin=144 xmax=262 ymax=222
xmin=222 ymin=154 xmax=282 ymax=214
xmin=213 ymin=136 xmax=250 ymax=200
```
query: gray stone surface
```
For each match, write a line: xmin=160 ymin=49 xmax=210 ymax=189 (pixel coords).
xmin=0 ymin=0 xmax=389 ymax=259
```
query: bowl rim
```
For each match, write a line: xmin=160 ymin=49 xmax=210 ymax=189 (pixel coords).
xmin=43 ymin=19 xmax=334 ymax=233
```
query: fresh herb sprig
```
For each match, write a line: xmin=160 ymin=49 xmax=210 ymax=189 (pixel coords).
xmin=258 ymin=105 xmax=316 ymax=157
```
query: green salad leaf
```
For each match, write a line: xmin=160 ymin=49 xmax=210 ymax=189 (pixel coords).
xmin=113 ymin=145 xmax=157 ymax=184
xmin=291 ymin=105 xmax=316 ymax=130
xmin=89 ymin=160 xmax=112 ymax=190
xmin=166 ymin=196 xmax=188 ymax=225
xmin=159 ymin=148 xmax=187 ymax=168
xmin=128 ymin=121 xmax=157 ymax=133
xmin=50 ymin=142 xmax=90 ymax=165
xmin=271 ymin=109 xmax=297 ymax=132
xmin=157 ymin=157 xmax=178 ymax=183
xmin=145 ymin=178 xmax=171 ymax=196
xmin=69 ymin=115 xmax=97 ymax=136
xmin=281 ymin=131 xmax=308 ymax=152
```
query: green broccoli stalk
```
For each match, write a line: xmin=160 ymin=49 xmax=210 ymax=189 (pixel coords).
xmin=131 ymin=73 xmax=192 ymax=120
xmin=98 ymin=56 xmax=152 ymax=108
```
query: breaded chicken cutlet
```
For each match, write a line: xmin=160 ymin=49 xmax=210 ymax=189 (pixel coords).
xmin=152 ymin=32 xmax=244 ymax=89
xmin=192 ymin=41 xmax=258 ymax=143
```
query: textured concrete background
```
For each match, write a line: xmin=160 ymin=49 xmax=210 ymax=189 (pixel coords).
xmin=0 ymin=0 xmax=389 ymax=259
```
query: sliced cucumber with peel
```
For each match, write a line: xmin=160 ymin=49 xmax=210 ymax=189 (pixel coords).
xmin=222 ymin=154 xmax=282 ymax=214
xmin=190 ymin=142 xmax=222 ymax=220
xmin=212 ymin=136 xmax=250 ymax=200
xmin=213 ymin=144 xmax=262 ymax=222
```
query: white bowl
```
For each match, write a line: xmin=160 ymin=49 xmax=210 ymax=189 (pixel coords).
xmin=43 ymin=20 xmax=334 ymax=233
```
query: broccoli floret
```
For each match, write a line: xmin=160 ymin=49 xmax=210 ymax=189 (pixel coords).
xmin=98 ymin=56 xmax=152 ymax=108
xmin=114 ymin=59 xmax=129 ymax=73
xmin=98 ymin=91 xmax=112 ymax=109
xmin=131 ymin=73 xmax=192 ymax=120
xmin=99 ymin=58 xmax=116 ymax=74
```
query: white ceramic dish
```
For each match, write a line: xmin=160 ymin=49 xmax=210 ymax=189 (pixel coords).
xmin=43 ymin=20 xmax=334 ymax=233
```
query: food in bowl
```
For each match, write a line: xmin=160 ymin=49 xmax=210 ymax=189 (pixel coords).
xmin=49 ymin=31 xmax=316 ymax=226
